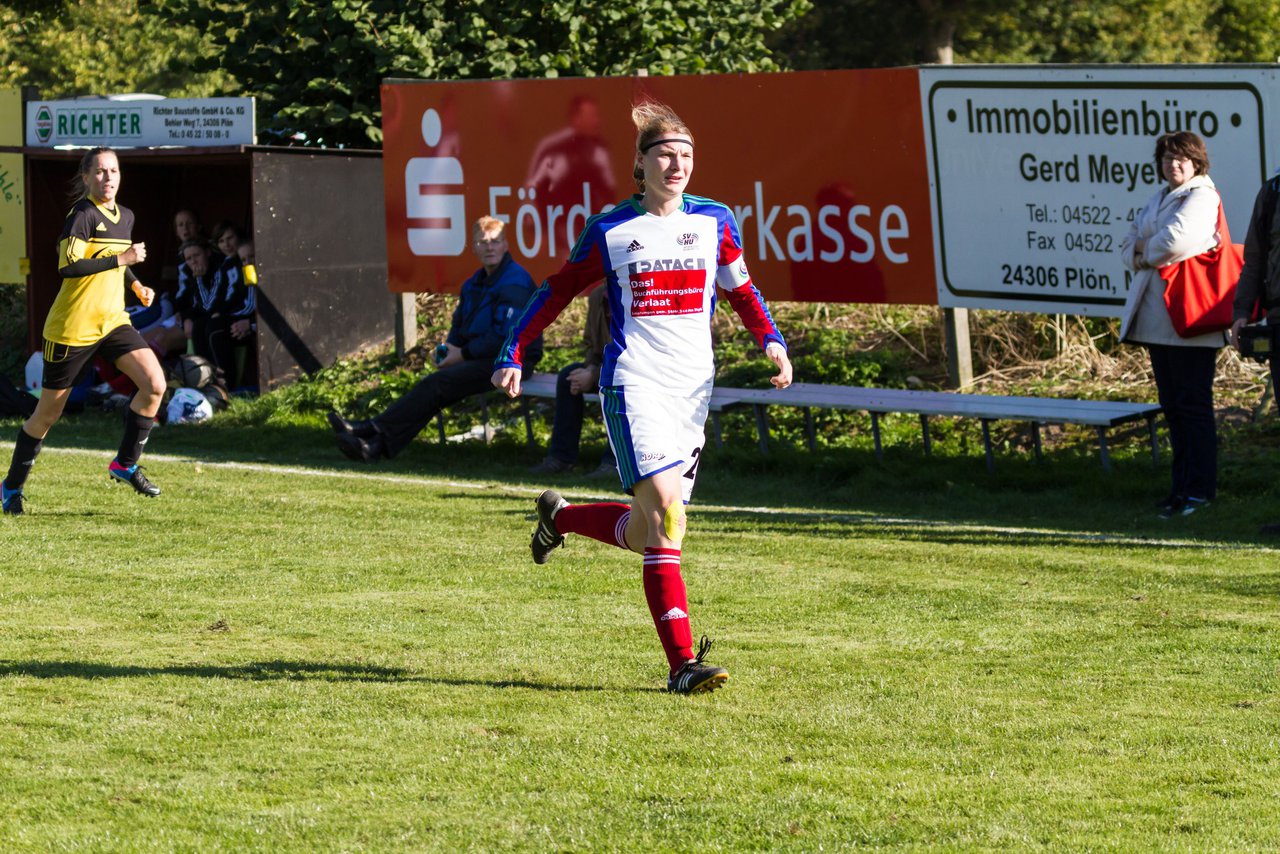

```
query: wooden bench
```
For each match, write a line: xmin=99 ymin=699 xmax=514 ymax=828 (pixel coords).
xmin=720 ymin=382 xmax=1162 ymax=471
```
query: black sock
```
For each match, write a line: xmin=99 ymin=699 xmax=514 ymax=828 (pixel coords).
xmin=116 ymin=406 xmax=156 ymax=469
xmin=4 ymin=427 xmax=43 ymax=491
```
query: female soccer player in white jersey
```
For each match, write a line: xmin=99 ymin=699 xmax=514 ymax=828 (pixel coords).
xmin=493 ymin=101 xmax=792 ymax=694
xmin=2 ymin=148 xmax=166 ymax=516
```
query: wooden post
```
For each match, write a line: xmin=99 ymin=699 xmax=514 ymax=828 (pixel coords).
xmin=943 ymin=307 xmax=973 ymax=389
xmin=394 ymin=292 xmax=417 ymax=358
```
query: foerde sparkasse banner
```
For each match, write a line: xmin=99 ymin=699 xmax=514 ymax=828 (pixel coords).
xmin=381 ymin=70 xmax=938 ymax=305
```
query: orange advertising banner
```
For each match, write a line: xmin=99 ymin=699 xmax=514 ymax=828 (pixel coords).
xmin=381 ymin=69 xmax=935 ymax=303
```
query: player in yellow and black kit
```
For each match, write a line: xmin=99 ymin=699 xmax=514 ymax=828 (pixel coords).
xmin=2 ymin=148 xmax=168 ymax=516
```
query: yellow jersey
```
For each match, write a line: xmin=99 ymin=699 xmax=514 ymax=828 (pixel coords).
xmin=43 ymin=197 xmax=135 ymax=346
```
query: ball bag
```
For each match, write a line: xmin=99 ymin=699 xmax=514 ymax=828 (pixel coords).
xmin=177 ymin=354 xmax=216 ymax=390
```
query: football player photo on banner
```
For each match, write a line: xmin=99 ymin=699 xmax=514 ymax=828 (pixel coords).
xmin=381 ymin=70 xmax=936 ymax=304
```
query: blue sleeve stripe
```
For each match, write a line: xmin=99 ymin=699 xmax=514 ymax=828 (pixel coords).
xmin=496 ymin=281 xmax=552 ymax=368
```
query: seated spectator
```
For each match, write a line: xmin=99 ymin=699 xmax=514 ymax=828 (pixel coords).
xmin=237 ymin=238 xmax=256 ymax=271
xmin=167 ymin=209 xmax=206 ymax=293
xmin=142 ymin=208 xmax=208 ymax=357
xmin=529 ymin=283 xmax=617 ymax=478
xmin=328 ymin=216 xmax=543 ymax=462
xmin=174 ymin=239 xmax=227 ymax=366
xmin=174 ymin=208 xmax=201 ymax=244
xmin=208 ymin=223 xmax=257 ymax=386
xmin=212 ymin=219 xmax=241 ymax=259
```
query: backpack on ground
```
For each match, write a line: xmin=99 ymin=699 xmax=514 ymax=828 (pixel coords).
xmin=0 ymin=373 xmax=36 ymax=418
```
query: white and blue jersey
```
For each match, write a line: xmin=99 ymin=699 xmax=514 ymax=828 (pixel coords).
xmin=498 ymin=194 xmax=785 ymax=396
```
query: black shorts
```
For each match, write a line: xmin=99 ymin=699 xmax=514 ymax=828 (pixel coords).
xmin=42 ymin=324 xmax=148 ymax=390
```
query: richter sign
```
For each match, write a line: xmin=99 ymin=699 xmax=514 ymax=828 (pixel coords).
xmin=25 ymin=97 xmax=256 ymax=148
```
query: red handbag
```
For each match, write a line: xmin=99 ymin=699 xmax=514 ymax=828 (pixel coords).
xmin=1159 ymin=202 xmax=1243 ymax=337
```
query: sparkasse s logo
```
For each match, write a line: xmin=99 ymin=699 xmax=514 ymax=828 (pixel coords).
xmin=35 ymin=105 xmax=52 ymax=143
xmin=405 ymin=108 xmax=466 ymax=257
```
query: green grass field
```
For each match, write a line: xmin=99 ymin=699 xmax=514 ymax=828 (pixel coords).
xmin=1 ymin=410 xmax=1278 ymax=851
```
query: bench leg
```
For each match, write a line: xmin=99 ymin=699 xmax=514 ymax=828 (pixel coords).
xmin=1146 ymin=414 xmax=1159 ymax=465
xmin=920 ymin=414 xmax=931 ymax=456
xmin=804 ymin=407 xmax=815 ymax=452
xmin=871 ymin=411 xmax=883 ymax=460
xmin=753 ymin=404 xmax=770 ymax=454
xmin=1096 ymin=427 xmax=1111 ymax=472
xmin=981 ymin=419 xmax=994 ymax=473
xmin=437 ymin=413 xmax=446 ymax=443
xmin=481 ymin=399 xmax=491 ymax=445
xmin=711 ymin=412 xmax=724 ymax=449
xmin=1032 ymin=422 xmax=1042 ymax=463
xmin=522 ymin=396 xmax=535 ymax=446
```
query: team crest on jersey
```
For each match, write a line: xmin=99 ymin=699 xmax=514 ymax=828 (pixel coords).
xmin=676 ymin=232 xmax=699 ymax=249
xmin=737 ymin=261 xmax=749 ymax=280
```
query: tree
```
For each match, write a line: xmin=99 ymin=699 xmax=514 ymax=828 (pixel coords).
xmin=153 ymin=0 xmax=811 ymax=148
xmin=0 ymin=0 xmax=233 ymax=98
xmin=769 ymin=0 xmax=1280 ymax=70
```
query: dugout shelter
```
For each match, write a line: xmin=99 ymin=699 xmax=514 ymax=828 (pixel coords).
xmin=10 ymin=143 xmax=390 ymax=391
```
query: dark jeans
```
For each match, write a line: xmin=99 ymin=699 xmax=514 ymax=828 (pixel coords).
xmin=547 ymin=361 xmax=615 ymax=468
xmin=1264 ymin=327 xmax=1274 ymax=407
xmin=205 ymin=316 xmax=237 ymax=379
xmin=372 ymin=356 xmax=538 ymax=458
xmin=1147 ymin=344 xmax=1218 ymax=501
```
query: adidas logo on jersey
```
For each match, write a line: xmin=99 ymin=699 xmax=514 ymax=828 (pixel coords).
xmin=626 ymin=239 xmax=644 ymax=253
xmin=659 ymin=607 xmax=689 ymax=622
xmin=96 ymin=222 xmax=107 ymax=231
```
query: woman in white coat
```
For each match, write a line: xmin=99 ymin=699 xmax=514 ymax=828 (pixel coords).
xmin=1119 ymin=131 xmax=1227 ymax=519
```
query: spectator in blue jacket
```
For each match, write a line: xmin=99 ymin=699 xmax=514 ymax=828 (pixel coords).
xmin=328 ymin=216 xmax=543 ymax=461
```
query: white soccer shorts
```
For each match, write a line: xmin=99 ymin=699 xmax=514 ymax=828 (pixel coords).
xmin=600 ymin=385 xmax=707 ymax=503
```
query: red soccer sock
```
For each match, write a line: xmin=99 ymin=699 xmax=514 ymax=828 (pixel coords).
xmin=555 ymin=502 xmax=631 ymax=549
xmin=643 ymin=548 xmax=694 ymax=673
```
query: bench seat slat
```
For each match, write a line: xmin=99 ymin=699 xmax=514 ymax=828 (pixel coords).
xmin=724 ymin=384 xmax=1159 ymax=427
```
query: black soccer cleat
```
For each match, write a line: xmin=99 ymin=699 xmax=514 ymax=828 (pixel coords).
xmin=531 ymin=488 xmax=568 ymax=565
xmin=1 ymin=484 xmax=23 ymax=516
xmin=108 ymin=462 xmax=161 ymax=497
xmin=668 ymin=635 xmax=729 ymax=695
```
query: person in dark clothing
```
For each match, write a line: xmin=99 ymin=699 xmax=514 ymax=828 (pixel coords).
xmin=329 ymin=216 xmax=542 ymax=461
xmin=1231 ymin=173 xmax=1280 ymax=534
xmin=173 ymin=238 xmax=227 ymax=366
xmin=207 ymin=223 xmax=256 ymax=384
xmin=528 ymin=283 xmax=617 ymax=478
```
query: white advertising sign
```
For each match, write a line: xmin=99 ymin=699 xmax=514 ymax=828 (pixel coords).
xmin=25 ymin=97 xmax=256 ymax=148
xmin=920 ymin=67 xmax=1273 ymax=316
